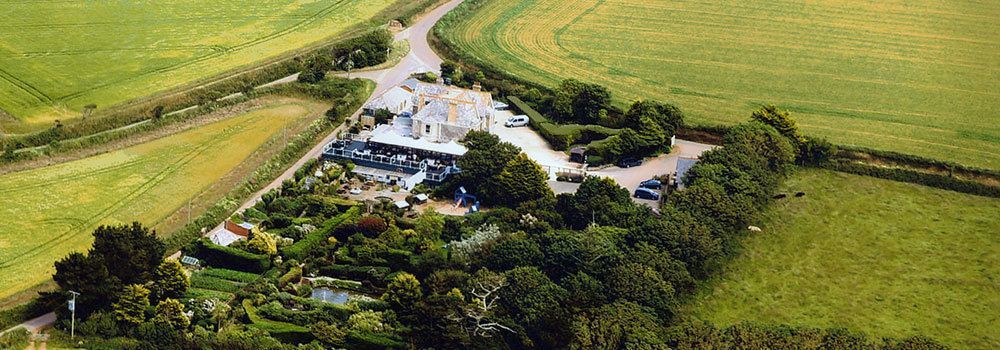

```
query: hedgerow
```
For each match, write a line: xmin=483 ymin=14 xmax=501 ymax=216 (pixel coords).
xmin=508 ymin=96 xmax=619 ymax=150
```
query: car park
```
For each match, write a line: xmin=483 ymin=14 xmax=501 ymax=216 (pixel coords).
xmin=504 ymin=115 xmax=530 ymax=127
xmin=617 ymin=157 xmax=642 ymax=168
xmin=639 ymin=179 xmax=662 ymax=190
xmin=633 ymin=187 xmax=660 ymax=200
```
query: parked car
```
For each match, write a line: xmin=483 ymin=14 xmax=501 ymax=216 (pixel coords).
xmin=634 ymin=187 xmax=660 ymax=200
xmin=639 ymin=179 xmax=662 ymax=190
xmin=617 ymin=157 xmax=642 ymax=168
xmin=505 ymin=115 xmax=530 ymax=127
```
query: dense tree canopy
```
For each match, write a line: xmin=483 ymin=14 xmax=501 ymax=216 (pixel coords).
xmin=553 ymin=79 xmax=612 ymax=124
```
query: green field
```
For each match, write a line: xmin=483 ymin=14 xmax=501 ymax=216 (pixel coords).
xmin=441 ymin=0 xmax=1000 ymax=169
xmin=0 ymin=0 xmax=395 ymax=132
xmin=0 ymin=102 xmax=318 ymax=301
xmin=684 ymin=169 xmax=1000 ymax=349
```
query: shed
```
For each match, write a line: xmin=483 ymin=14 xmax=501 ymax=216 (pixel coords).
xmin=570 ymin=147 xmax=587 ymax=163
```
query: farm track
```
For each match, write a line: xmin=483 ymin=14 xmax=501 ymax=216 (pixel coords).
xmin=0 ymin=66 xmax=51 ymax=105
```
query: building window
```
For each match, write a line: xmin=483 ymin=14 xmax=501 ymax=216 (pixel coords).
xmin=425 ymin=125 xmax=431 ymax=133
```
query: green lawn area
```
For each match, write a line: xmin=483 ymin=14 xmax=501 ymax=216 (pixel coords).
xmin=0 ymin=101 xmax=320 ymax=301
xmin=683 ymin=169 xmax=1000 ymax=349
xmin=0 ymin=0 xmax=396 ymax=132
xmin=440 ymin=0 xmax=1000 ymax=169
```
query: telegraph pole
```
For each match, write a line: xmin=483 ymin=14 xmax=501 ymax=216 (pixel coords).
xmin=67 ymin=290 xmax=80 ymax=339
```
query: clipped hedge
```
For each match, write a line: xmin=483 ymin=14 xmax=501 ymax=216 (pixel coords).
xmin=318 ymin=264 xmax=391 ymax=285
xmin=283 ymin=206 xmax=361 ymax=260
xmin=345 ymin=330 xmax=406 ymax=350
xmin=257 ymin=301 xmax=348 ymax=327
xmin=509 ymin=96 xmax=619 ymax=150
xmin=184 ymin=288 xmax=234 ymax=301
xmin=190 ymin=239 xmax=272 ymax=273
xmin=825 ymin=160 xmax=1000 ymax=198
xmin=243 ymin=299 xmax=314 ymax=344
xmin=278 ymin=266 xmax=303 ymax=288
xmin=190 ymin=274 xmax=243 ymax=293
xmin=199 ymin=268 xmax=261 ymax=284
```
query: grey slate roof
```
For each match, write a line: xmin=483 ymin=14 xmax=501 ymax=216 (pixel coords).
xmin=675 ymin=158 xmax=699 ymax=190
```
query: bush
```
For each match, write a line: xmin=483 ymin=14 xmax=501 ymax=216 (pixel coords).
xmin=189 ymin=239 xmax=271 ymax=273
xmin=0 ymin=327 xmax=30 ymax=350
xmin=78 ymin=311 xmax=119 ymax=338
xmin=357 ymin=216 xmax=389 ymax=237
xmin=385 ymin=249 xmax=414 ymax=271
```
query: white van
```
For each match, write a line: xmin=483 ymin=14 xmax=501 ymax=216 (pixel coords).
xmin=505 ymin=115 xmax=529 ymax=127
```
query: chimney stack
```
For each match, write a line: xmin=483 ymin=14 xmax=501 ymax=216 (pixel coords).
xmin=472 ymin=82 xmax=482 ymax=92
xmin=435 ymin=77 xmax=445 ymax=85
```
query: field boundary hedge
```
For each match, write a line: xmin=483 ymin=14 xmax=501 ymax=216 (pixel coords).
xmin=1 ymin=0 xmax=443 ymax=152
xmin=823 ymin=160 xmax=1000 ymax=198
xmin=432 ymin=0 xmax=1000 ymax=194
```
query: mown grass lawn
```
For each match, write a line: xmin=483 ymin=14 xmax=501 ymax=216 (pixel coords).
xmin=0 ymin=0 xmax=396 ymax=132
xmin=441 ymin=0 xmax=1000 ymax=169
xmin=683 ymin=169 xmax=1000 ymax=349
xmin=0 ymin=101 xmax=321 ymax=301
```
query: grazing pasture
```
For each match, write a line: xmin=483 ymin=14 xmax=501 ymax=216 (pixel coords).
xmin=440 ymin=0 xmax=1000 ymax=169
xmin=0 ymin=101 xmax=321 ymax=301
xmin=684 ymin=169 xmax=1000 ymax=349
xmin=0 ymin=0 xmax=395 ymax=132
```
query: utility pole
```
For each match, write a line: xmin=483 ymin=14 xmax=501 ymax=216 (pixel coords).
xmin=67 ymin=290 xmax=80 ymax=339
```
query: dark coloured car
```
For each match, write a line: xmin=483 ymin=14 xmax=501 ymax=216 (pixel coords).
xmin=633 ymin=187 xmax=660 ymax=200
xmin=618 ymin=157 xmax=642 ymax=168
xmin=639 ymin=179 xmax=662 ymax=190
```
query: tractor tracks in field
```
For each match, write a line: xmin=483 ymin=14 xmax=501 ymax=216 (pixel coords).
xmin=52 ymin=0 xmax=353 ymax=103
xmin=0 ymin=120 xmax=254 ymax=269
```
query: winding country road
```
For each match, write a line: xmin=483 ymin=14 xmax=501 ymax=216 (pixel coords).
xmin=5 ymin=0 xmax=465 ymax=337
xmin=219 ymin=0 xmax=465 ymax=220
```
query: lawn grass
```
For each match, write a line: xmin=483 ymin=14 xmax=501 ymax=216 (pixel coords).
xmin=683 ymin=169 xmax=1000 ymax=349
xmin=0 ymin=101 xmax=320 ymax=301
xmin=440 ymin=0 xmax=1000 ymax=169
xmin=0 ymin=0 xmax=397 ymax=132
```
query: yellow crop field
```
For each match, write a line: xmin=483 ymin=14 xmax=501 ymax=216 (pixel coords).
xmin=0 ymin=0 xmax=395 ymax=132
xmin=440 ymin=0 xmax=1000 ymax=169
xmin=0 ymin=101 xmax=318 ymax=300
